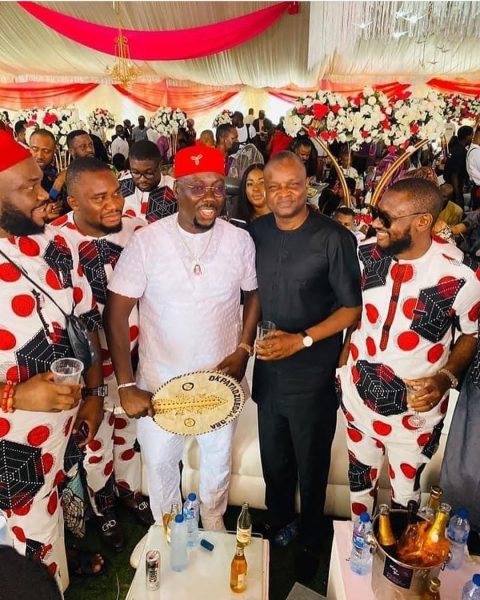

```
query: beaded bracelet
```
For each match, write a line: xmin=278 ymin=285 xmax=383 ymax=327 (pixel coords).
xmin=1 ymin=381 xmax=16 ymax=413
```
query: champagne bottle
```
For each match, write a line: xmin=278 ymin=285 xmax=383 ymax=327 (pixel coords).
xmin=421 ymin=577 xmax=441 ymax=600
xmin=166 ymin=502 xmax=180 ymax=544
xmin=420 ymin=503 xmax=451 ymax=567
xmin=230 ymin=544 xmax=248 ymax=593
xmin=377 ymin=504 xmax=396 ymax=555
xmin=419 ymin=486 xmax=443 ymax=522
xmin=236 ymin=503 xmax=252 ymax=547
xmin=397 ymin=500 xmax=420 ymax=562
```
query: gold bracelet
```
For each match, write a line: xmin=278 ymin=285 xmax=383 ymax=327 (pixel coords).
xmin=238 ymin=343 xmax=253 ymax=357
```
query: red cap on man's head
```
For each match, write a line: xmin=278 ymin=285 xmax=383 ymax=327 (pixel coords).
xmin=174 ymin=143 xmax=225 ymax=178
xmin=0 ymin=131 xmax=32 ymax=172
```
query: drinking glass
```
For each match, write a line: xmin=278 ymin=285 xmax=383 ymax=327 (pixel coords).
xmin=256 ymin=321 xmax=276 ymax=341
xmin=50 ymin=358 xmax=83 ymax=385
xmin=405 ymin=382 xmax=426 ymax=428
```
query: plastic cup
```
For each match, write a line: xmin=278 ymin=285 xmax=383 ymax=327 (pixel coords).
xmin=50 ymin=358 xmax=83 ymax=384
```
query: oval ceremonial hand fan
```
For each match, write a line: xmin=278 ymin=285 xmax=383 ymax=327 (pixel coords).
xmin=152 ymin=370 xmax=246 ymax=436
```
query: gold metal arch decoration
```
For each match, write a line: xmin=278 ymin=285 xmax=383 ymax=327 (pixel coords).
xmin=314 ymin=136 xmax=351 ymax=208
xmin=370 ymin=139 xmax=430 ymax=207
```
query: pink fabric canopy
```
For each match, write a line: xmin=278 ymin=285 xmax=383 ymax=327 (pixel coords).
xmin=18 ymin=1 xmax=294 ymax=60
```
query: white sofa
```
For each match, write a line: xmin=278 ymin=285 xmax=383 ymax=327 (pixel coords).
xmin=142 ymin=360 xmax=457 ymax=518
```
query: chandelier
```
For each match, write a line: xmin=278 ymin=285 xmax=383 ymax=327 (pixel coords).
xmin=106 ymin=2 xmax=140 ymax=87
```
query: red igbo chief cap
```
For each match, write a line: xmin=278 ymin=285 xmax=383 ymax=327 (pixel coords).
xmin=0 ymin=131 xmax=32 ymax=172
xmin=174 ymin=143 xmax=225 ymax=178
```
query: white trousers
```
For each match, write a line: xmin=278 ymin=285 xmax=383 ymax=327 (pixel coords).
xmin=137 ymin=416 xmax=236 ymax=522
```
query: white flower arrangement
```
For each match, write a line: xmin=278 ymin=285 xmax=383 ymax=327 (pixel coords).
xmin=87 ymin=108 xmax=115 ymax=130
xmin=16 ymin=106 xmax=78 ymax=149
xmin=150 ymin=107 xmax=188 ymax=137
xmin=212 ymin=109 xmax=233 ymax=128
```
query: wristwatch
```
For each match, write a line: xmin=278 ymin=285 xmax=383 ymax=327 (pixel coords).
xmin=301 ymin=330 xmax=314 ymax=348
xmin=82 ymin=385 xmax=108 ymax=398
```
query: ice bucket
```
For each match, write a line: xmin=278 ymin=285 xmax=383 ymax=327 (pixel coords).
xmin=367 ymin=509 xmax=447 ymax=600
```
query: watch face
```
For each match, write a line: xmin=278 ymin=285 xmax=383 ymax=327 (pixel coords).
xmin=303 ymin=336 xmax=313 ymax=348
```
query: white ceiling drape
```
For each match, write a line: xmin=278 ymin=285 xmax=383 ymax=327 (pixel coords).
xmin=0 ymin=2 xmax=479 ymax=87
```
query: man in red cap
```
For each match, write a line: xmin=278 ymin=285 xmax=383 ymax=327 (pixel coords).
xmin=105 ymin=144 xmax=260 ymax=531
xmin=0 ymin=132 xmax=105 ymax=587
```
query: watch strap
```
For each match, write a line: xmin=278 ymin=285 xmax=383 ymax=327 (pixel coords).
xmin=82 ymin=385 xmax=108 ymax=397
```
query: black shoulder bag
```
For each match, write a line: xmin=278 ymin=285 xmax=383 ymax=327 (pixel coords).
xmin=0 ymin=248 xmax=96 ymax=372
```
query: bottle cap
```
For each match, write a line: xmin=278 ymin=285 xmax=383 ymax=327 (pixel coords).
xmin=360 ymin=512 xmax=370 ymax=523
xmin=188 ymin=492 xmax=197 ymax=502
xmin=175 ymin=514 xmax=184 ymax=523
xmin=200 ymin=538 xmax=214 ymax=551
xmin=457 ymin=507 xmax=469 ymax=519
xmin=473 ymin=574 xmax=480 ymax=586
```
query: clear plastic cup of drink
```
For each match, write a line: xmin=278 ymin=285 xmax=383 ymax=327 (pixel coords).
xmin=50 ymin=358 xmax=83 ymax=384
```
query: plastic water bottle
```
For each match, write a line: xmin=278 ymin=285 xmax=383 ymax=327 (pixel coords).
xmin=183 ymin=492 xmax=199 ymax=548
xmin=350 ymin=512 xmax=372 ymax=575
xmin=462 ymin=574 xmax=480 ymax=599
xmin=170 ymin=514 xmax=188 ymax=572
xmin=447 ymin=507 xmax=470 ymax=570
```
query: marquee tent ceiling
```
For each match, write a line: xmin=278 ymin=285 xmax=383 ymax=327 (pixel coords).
xmin=0 ymin=1 xmax=479 ymax=88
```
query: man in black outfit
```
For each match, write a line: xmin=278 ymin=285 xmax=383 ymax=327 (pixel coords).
xmin=444 ymin=125 xmax=474 ymax=208
xmin=250 ymin=151 xmax=362 ymax=581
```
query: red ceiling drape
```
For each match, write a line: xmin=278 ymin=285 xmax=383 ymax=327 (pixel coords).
xmin=268 ymin=81 xmax=411 ymax=103
xmin=18 ymin=1 xmax=293 ymax=60
xmin=0 ymin=83 xmax=98 ymax=110
xmin=113 ymin=83 xmax=240 ymax=116
xmin=427 ymin=78 xmax=480 ymax=96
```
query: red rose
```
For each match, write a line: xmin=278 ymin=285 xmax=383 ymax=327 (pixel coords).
xmin=297 ymin=106 xmax=308 ymax=115
xmin=320 ymin=131 xmax=330 ymax=141
xmin=329 ymin=130 xmax=338 ymax=139
xmin=410 ymin=123 xmax=420 ymax=135
xmin=361 ymin=130 xmax=370 ymax=138
xmin=380 ymin=119 xmax=391 ymax=130
xmin=387 ymin=146 xmax=397 ymax=153
xmin=312 ymin=103 xmax=329 ymax=119
xmin=308 ymin=127 xmax=317 ymax=138
xmin=331 ymin=104 xmax=341 ymax=114
xmin=42 ymin=113 xmax=58 ymax=126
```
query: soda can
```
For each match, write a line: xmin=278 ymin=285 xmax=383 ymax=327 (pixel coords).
xmin=146 ymin=549 xmax=161 ymax=591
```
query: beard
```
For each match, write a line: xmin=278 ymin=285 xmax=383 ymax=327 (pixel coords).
xmin=380 ymin=231 xmax=413 ymax=256
xmin=99 ymin=221 xmax=123 ymax=234
xmin=193 ymin=216 xmax=215 ymax=231
xmin=0 ymin=201 xmax=45 ymax=236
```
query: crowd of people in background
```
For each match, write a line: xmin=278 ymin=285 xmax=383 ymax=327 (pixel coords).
xmin=0 ymin=104 xmax=480 ymax=593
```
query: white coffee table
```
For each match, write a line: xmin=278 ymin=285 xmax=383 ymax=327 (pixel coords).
xmin=126 ymin=525 xmax=269 ymax=600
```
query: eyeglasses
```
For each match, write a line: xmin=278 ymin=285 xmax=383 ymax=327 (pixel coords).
xmin=370 ymin=206 xmax=426 ymax=229
xmin=181 ymin=182 xmax=226 ymax=199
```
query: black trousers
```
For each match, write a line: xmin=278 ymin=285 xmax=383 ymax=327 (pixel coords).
xmin=257 ymin=385 xmax=337 ymax=547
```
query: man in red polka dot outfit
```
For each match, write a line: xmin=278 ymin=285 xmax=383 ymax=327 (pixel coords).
xmin=337 ymin=178 xmax=480 ymax=517
xmin=54 ymin=157 xmax=153 ymax=551
xmin=0 ymin=132 xmax=104 ymax=587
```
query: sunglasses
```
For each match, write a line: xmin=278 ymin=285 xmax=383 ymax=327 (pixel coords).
xmin=180 ymin=182 xmax=226 ymax=199
xmin=370 ymin=206 xmax=426 ymax=229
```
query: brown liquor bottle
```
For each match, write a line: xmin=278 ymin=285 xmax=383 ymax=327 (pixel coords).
xmin=397 ymin=500 xmax=420 ymax=562
xmin=230 ymin=544 xmax=248 ymax=593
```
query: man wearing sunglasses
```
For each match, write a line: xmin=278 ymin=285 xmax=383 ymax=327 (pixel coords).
xmin=105 ymin=144 xmax=259 ymax=532
xmin=337 ymin=177 xmax=480 ymax=518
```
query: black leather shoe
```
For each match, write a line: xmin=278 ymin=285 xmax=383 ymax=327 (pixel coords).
xmin=95 ymin=510 xmax=125 ymax=553
xmin=122 ymin=493 xmax=155 ymax=527
xmin=294 ymin=545 xmax=320 ymax=583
